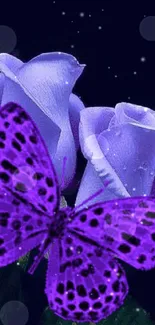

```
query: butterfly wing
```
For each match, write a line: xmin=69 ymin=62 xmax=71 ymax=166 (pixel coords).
xmin=68 ymin=196 xmax=155 ymax=270
xmin=45 ymin=233 xmax=128 ymax=322
xmin=0 ymin=187 xmax=49 ymax=266
xmin=0 ymin=102 xmax=59 ymax=267
xmin=0 ymin=102 xmax=59 ymax=215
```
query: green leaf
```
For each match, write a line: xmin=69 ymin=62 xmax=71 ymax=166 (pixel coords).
xmin=60 ymin=196 xmax=68 ymax=208
xmin=99 ymin=296 xmax=154 ymax=325
xmin=18 ymin=252 xmax=30 ymax=271
xmin=39 ymin=307 xmax=60 ymax=325
xmin=39 ymin=296 xmax=155 ymax=325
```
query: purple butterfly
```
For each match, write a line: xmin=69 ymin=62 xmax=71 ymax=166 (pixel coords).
xmin=0 ymin=102 xmax=155 ymax=323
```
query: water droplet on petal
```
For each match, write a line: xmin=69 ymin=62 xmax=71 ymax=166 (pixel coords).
xmin=138 ymin=165 xmax=147 ymax=171
xmin=115 ymin=130 xmax=121 ymax=136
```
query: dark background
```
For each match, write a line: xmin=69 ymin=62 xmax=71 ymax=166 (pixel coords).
xmin=1 ymin=1 xmax=155 ymax=324
xmin=1 ymin=2 xmax=155 ymax=109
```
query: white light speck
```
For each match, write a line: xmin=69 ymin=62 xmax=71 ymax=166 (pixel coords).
xmin=53 ymin=0 xmax=55 ymax=3
xmin=144 ymin=107 xmax=148 ymax=112
xmin=133 ymin=71 xmax=137 ymax=75
xmin=136 ymin=308 xmax=140 ymax=312
xmin=65 ymin=291 xmax=68 ymax=294
xmin=128 ymin=96 xmax=131 ymax=99
xmin=108 ymin=66 xmax=110 ymax=69
xmin=141 ymin=56 xmax=146 ymax=62
xmin=89 ymin=14 xmax=92 ymax=17
xmin=102 ymin=9 xmax=104 ymax=11
xmin=71 ymin=44 xmax=75 ymax=48
xmin=65 ymin=81 xmax=69 ymax=85
xmin=77 ymin=30 xmax=80 ymax=34
xmin=132 ymin=187 xmax=136 ymax=191
xmin=71 ymin=20 xmax=74 ymax=23
xmin=58 ymin=52 xmax=61 ymax=55
xmin=62 ymin=11 xmax=66 ymax=15
xmin=16 ymin=262 xmax=20 ymax=266
xmin=79 ymin=12 xmax=85 ymax=17
xmin=98 ymin=26 xmax=102 ymax=30
xmin=19 ymin=247 xmax=22 ymax=250
xmin=107 ymin=278 xmax=111 ymax=282
xmin=114 ymin=74 xmax=118 ymax=78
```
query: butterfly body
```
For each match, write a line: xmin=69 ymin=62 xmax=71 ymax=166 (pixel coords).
xmin=0 ymin=102 xmax=155 ymax=322
xmin=48 ymin=209 xmax=70 ymax=238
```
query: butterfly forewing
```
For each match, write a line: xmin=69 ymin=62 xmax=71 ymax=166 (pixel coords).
xmin=0 ymin=102 xmax=59 ymax=216
xmin=68 ymin=196 xmax=155 ymax=270
xmin=45 ymin=232 xmax=128 ymax=322
xmin=0 ymin=187 xmax=49 ymax=266
xmin=0 ymin=102 xmax=60 ymax=267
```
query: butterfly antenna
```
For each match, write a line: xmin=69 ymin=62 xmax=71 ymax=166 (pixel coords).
xmin=73 ymin=180 xmax=110 ymax=212
xmin=28 ymin=237 xmax=51 ymax=275
xmin=60 ymin=156 xmax=67 ymax=189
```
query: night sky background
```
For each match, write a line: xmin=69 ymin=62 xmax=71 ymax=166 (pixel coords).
xmin=1 ymin=1 xmax=155 ymax=324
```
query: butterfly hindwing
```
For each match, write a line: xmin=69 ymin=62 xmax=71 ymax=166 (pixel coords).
xmin=45 ymin=232 xmax=128 ymax=322
xmin=0 ymin=102 xmax=59 ymax=216
xmin=68 ymin=196 xmax=155 ymax=270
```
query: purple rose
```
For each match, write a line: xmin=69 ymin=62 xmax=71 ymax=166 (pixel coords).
xmin=0 ymin=52 xmax=85 ymax=189
xmin=76 ymin=102 xmax=155 ymax=206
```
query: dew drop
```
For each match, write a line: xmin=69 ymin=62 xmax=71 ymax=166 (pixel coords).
xmin=138 ymin=165 xmax=147 ymax=171
xmin=115 ymin=130 xmax=121 ymax=136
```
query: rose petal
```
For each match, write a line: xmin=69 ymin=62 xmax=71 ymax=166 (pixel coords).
xmin=115 ymin=102 xmax=155 ymax=127
xmin=75 ymin=161 xmax=121 ymax=208
xmin=0 ymin=73 xmax=4 ymax=102
xmin=0 ymin=53 xmax=23 ymax=72
xmin=98 ymin=122 xmax=155 ymax=196
xmin=78 ymin=107 xmax=130 ymax=201
xmin=0 ymin=52 xmax=85 ymax=189
xmin=69 ymin=93 xmax=85 ymax=149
